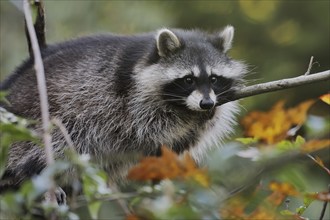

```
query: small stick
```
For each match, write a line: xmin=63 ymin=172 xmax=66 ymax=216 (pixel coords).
xmin=25 ymin=0 xmax=47 ymax=57
xmin=109 ymin=183 xmax=132 ymax=215
xmin=319 ymin=184 xmax=330 ymax=220
xmin=23 ymin=0 xmax=55 ymax=204
xmin=52 ymin=118 xmax=75 ymax=150
xmin=305 ymin=56 xmax=314 ymax=75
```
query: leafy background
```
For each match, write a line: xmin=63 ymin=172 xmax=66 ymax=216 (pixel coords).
xmin=0 ymin=1 xmax=329 ymax=219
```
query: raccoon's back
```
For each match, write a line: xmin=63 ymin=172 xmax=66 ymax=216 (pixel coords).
xmin=0 ymin=33 xmax=156 ymax=118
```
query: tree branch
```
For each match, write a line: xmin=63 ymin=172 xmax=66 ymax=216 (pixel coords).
xmin=319 ymin=184 xmax=330 ymax=220
xmin=220 ymin=70 xmax=330 ymax=105
xmin=304 ymin=56 xmax=314 ymax=75
xmin=24 ymin=0 xmax=46 ymax=57
xmin=23 ymin=0 xmax=55 ymax=204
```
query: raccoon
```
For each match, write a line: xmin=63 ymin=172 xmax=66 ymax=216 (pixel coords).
xmin=0 ymin=26 xmax=247 ymax=189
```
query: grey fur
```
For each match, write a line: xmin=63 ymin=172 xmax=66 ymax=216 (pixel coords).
xmin=0 ymin=26 xmax=247 ymax=189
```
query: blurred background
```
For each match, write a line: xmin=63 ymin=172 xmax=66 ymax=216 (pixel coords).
xmin=1 ymin=0 xmax=329 ymax=113
xmin=0 ymin=1 xmax=329 ymax=218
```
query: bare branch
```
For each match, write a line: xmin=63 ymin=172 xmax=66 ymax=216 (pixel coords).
xmin=109 ymin=183 xmax=132 ymax=215
xmin=51 ymin=118 xmax=75 ymax=150
xmin=319 ymin=184 xmax=330 ymax=220
xmin=305 ymin=56 xmax=314 ymax=75
xmin=23 ymin=0 xmax=55 ymax=204
xmin=24 ymin=0 xmax=46 ymax=57
xmin=220 ymin=70 xmax=330 ymax=105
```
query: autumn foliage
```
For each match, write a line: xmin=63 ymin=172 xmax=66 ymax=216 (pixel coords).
xmin=128 ymin=146 xmax=209 ymax=187
xmin=126 ymin=95 xmax=329 ymax=220
xmin=1 ymin=94 xmax=329 ymax=219
xmin=241 ymin=99 xmax=316 ymax=144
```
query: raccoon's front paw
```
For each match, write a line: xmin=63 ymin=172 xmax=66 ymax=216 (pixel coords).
xmin=44 ymin=187 xmax=67 ymax=205
xmin=55 ymin=187 xmax=67 ymax=205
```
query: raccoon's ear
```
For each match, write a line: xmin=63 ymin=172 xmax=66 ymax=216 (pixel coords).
xmin=156 ymin=29 xmax=181 ymax=57
xmin=212 ymin=25 xmax=234 ymax=53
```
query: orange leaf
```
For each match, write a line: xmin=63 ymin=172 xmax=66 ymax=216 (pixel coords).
xmin=319 ymin=93 xmax=330 ymax=105
xmin=269 ymin=181 xmax=299 ymax=196
xmin=250 ymin=207 xmax=280 ymax=220
xmin=287 ymin=99 xmax=315 ymax=125
xmin=267 ymin=191 xmax=287 ymax=206
xmin=127 ymin=146 xmax=209 ymax=186
xmin=182 ymin=152 xmax=197 ymax=172
xmin=302 ymin=139 xmax=330 ymax=153
xmin=127 ymin=147 xmax=182 ymax=181
xmin=241 ymin=100 xmax=315 ymax=145
xmin=219 ymin=196 xmax=248 ymax=219
xmin=181 ymin=153 xmax=209 ymax=186
xmin=220 ymin=193 xmax=283 ymax=220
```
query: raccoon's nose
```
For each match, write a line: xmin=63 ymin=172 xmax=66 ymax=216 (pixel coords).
xmin=199 ymin=98 xmax=214 ymax=110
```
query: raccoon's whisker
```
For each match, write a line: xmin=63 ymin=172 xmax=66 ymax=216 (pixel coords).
xmin=172 ymin=82 xmax=190 ymax=91
xmin=164 ymin=98 xmax=186 ymax=102
xmin=162 ymin=93 xmax=186 ymax=99
xmin=216 ymin=88 xmax=232 ymax=97
xmin=162 ymin=97 xmax=186 ymax=102
xmin=218 ymin=97 xmax=231 ymax=102
xmin=236 ymin=102 xmax=248 ymax=112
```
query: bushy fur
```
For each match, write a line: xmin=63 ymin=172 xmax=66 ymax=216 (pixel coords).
xmin=0 ymin=26 xmax=247 ymax=189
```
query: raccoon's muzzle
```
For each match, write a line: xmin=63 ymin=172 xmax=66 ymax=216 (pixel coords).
xmin=199 ymin=97 xmax=214 ymax=110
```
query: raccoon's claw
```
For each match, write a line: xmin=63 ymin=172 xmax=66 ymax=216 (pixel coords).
xmin=55 ymin=187 xmax=67 ymax=205
xmin=44 ymin=187 xmax=67 ymax=205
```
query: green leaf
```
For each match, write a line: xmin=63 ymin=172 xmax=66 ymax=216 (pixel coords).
xmin=0 ymin=123 xmax=37 ymax=143
xmin=296 ymin=195 xmax=315 ymax=215
xmin=236 ymin=137 xmax=259 ymax=145
xmin=296 ymin=205 xmax=307 ymax=215
xmin=97 ymin=200 xmax=128 ymax=219
xmin=280 ymin=209 xmax=295 ymax=216
xmin=275 ymin=140 xmax=296 ymax=151
xmin=130 ymin=196 xmax=143 ymax=207
xmin=20 ymin=180 xmax=41 ymax=209
xmin=0 ymin=192 xmax=25 ymax=216
xmin=30 ymin=1 xmax=38 ymax=24
xmin=0 ymin=135 xmax=10 ymax=178
xmin=164 ymin=204 xmax=200 ymax=220
xmin=88 ymin=201 xmax=102 ymax=220
xmin=303 ymin=194 xmax=315 ymax=205
xmin=0 ymin=108 xmax=38 ymax=145
xmin=0 ymin=110 xmax=38 ymax=178
xmin=277 ymin=166 xmax=308 ymax=191
xmin=0 ymin=91 xmax=9 ymax=104
xmin=244 ymin=190 xmax=270 ymax=214
xmin=295 ymin=135 xmax=306 ymax=146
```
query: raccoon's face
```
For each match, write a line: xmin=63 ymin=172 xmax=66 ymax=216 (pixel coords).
xmin=155 ymin=26 xmax=246 ymax=112
xmin=161 ymin=65 xmax=234 ymax=111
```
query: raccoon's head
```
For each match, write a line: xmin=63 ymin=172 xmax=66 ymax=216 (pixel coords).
xmin=136 ymin=26 xmax=247 ymax=112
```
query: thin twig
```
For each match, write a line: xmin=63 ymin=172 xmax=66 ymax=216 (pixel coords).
xmin=219 ymin=70 xmax=330 ymax=105
xmin=305 ymin=56 xmax=314 ymax=75
xmin=319 ymin=184 xmax=330 ymax=220
xmin=306 ymin=154 xmax=330 ymax=175
xmin=25 ymin=0 xmax=47 ymax=57
xmin=108 ymin=183 xmax=132 ymax=215
xmin=70 ymin=192 xmax=138 ymax=209
xmin=23 ymin=0 xmax=56 ymax=203
xmin=51 ymin=118 xmax=75 ymax=150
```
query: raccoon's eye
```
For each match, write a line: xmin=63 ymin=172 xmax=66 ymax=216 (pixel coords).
xmin=210 ymin=76 xmax=218 ymax=84
xmin=184 ymin=76 xmax=194 ymax=85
